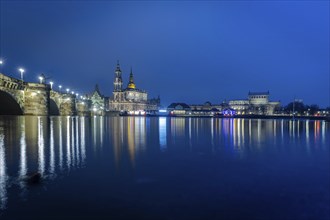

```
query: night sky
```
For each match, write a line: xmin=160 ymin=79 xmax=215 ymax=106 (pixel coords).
xmin=0 ymin=1 xmax=329 ymax=107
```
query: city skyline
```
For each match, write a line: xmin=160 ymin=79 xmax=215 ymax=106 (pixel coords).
xmin=0 ymin=1 xmax=329 ymax=107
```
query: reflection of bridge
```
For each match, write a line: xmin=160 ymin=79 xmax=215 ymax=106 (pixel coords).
xmin=0 ymin=73 xmax=87 ymax=116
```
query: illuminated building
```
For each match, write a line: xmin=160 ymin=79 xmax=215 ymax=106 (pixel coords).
xmin=229 ymin=91 xmax=280 ymax=115
xmin=223 ymin=108 xmax=236 ymax=116
xmin=87 ymin=84 xmax=105 ymax=115
xmin=189 ymin=101 xmax=221 ymax=116
xmin=167 ymin=103 xmax=191 ymax=115
xmin=228 ymin=100 xmax=249 ymax=113
xmin=109 ymin=61 xmax=160 ymax=113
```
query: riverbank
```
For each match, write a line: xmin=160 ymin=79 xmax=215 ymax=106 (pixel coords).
xmin=147 ymin=114 xmax=329 ymax=121
xmin=219 ymin=114 xmax=328 ymax=121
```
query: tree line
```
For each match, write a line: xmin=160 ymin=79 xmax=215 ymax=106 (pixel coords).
xmin=278 ymin=101 xmax=330 ymax=115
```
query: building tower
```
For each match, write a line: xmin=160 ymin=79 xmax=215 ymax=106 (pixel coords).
xmin=114 ymin=60 xmax=123 ymax=91
xmin=113 ymin=61 xmax=123 ymax=102
xmin=127 ymin=67 xmax=136 ymax=89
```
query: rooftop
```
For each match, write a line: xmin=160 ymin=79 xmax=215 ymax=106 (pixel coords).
xmin=248 ymin=91 xmax=270 ymax=96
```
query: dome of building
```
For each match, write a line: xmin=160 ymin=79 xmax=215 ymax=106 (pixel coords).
xmin=127 ymin=82 xmax=136 ymax=89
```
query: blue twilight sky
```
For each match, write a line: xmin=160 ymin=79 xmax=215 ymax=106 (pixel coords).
xmin=0 ymin=1 xmax=329 ymax=107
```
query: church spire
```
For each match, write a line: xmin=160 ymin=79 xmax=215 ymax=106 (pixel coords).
xmin=115 ymin=60 xmax=122 ymax=74
xmin=130 ymin=66 xmax=133 ymax=81
xmin=127 ymin=66 xmax=136 ymax=89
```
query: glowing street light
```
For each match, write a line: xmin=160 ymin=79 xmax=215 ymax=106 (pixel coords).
xmin=71 ymin=91 xmax=74 ymax=95
xmin=50 ymin=81 xmax=54 ymax=89
xmin=58 ymin=85 xmax=62 ymax=92
xmin=39 ymin=76 xmax=44 ymax=84
xmin=18 ymin=68 xmax=25 ymax=81
xmin=0 ymin=59 xmax=3 ymax=72
xmin=66 ymin=88 xmax=70 ymax=93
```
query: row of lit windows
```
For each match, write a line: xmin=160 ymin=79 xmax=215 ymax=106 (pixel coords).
xmin=250 ymin=95 xmax=268 ymax=99
xmin=229 ymin=101 xmax=249 ymax=105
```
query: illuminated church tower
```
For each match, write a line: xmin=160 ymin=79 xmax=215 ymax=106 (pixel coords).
xmin=109 ymin=61 xmax=160 ymax=112
xmin=114 ymin=61 xmax=123 ymax=91
xmin=113 ymin=61 xmax=124 ymax=101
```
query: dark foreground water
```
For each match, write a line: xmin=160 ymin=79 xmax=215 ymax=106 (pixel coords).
xmin=0 ymin=116 xmax=329 ymax=220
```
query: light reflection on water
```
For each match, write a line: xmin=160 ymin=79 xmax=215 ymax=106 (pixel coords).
xmin=0 ymin=129 xmax=7 ymax=210
xmin=19 ymin=118 xmax=27 ymax=187
xmin=49 ymin=119 xmax=55 ymax=175
xmin=37 ymin=117 xmax=45 ymax=176
xmin=159 ymin=117 xmax=167 ymax=151
xmin=0 ymin=116 xmax=329 ymax=218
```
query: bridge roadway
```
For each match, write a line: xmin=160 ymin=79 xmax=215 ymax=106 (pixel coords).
xmin=0 ymin=73 xmax=89 ymax=116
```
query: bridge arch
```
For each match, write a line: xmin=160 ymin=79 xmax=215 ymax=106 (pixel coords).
xmin=49 ymin=98 xmax=60 ymax=115
xmin=0 ymin=90 xmax=23 ymax=115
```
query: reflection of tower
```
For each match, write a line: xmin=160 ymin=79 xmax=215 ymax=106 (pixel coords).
xmin=113 ymin=61 xmax=123 ymax=101
xmin=112 ymin=117 xmax=122 ymax=169
xmin=127 ymin=118 xmax=136 ymax=167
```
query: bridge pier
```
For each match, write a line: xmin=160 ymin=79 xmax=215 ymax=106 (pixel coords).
xmin=59 ymin=94 xmax=76 ymax=116
xmin=76 ymin=101 xmax=90 ymax=116
xmin=24 ymin=83 xmax=50 ymax=116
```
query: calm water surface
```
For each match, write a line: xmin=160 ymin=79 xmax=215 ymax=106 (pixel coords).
xmin=0 ymin=116 xmax=329 ymax=219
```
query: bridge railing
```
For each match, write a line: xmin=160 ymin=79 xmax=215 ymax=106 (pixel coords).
xmin=0 ymin=73 xmax=25 ymax=90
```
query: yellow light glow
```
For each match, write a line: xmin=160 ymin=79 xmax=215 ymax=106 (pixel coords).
xmin=128 ymin=83 xmax=136 ymax=89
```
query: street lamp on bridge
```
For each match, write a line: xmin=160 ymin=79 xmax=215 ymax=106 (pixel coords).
xmin=59 ymin=85 xmax=62 ymax=92
xmin=18 ymin=68 xmax=25 ymax=81
xmin=39 ymin=76 xmax=44 ymax=84
xmin=0 ymin=59 xmax=3 ymax=70
xmin=50 ymin=81 xmax=54 ymax=89
xmin=66 ymin=88 xmax=70 ymax=93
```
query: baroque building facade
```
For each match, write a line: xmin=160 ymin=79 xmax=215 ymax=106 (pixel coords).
xmin=167 ymin=92 xmax=280 ymax=116
xmin=109 ymin=62 xmax=160 ymax=112
xmin=229 ymin=91 xmax=280 ymax=115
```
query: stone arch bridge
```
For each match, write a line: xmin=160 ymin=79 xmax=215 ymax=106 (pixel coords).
xmin=0 ymin=73 xmax=87 ymax=116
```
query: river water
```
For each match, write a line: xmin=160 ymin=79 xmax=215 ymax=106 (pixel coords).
xmin=0 ymin=116 xmax=329 ymax=219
